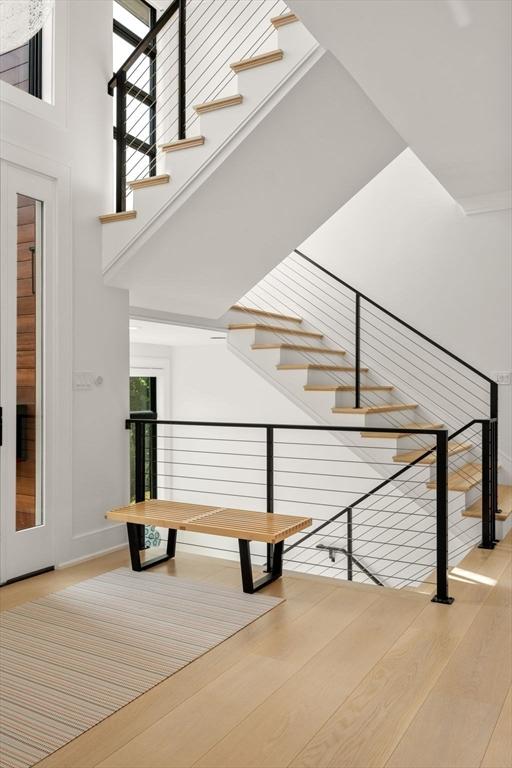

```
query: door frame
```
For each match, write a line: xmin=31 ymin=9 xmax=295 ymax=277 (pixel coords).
xmin=0 ymin=163 xmax=63 ymax=583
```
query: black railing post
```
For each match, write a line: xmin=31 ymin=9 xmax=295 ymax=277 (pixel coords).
xmin=134 ymin=420 xmax=146 ymax=548
xmin=346 ymin=508 xmax=353 ymax=581
xmin=265 ymin=426 xmax=274 ymax=572
xmin=479 ymin=420 xmax=495 ymax=550
xmin=178 ymin=0 xmax=186 ymax=139
xmin=432 ymin=430 xmax=454 ymax=604
xmin=355 ymin=293 xmax=361 ymax=408
xmin=116 ymin=69 xmax=127 ymax=212
xmin=490 ymin=381 xmax=499 ymax=541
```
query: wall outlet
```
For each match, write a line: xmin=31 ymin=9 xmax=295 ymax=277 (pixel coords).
xmin=495 ymin=372 xmax=511 ymax=385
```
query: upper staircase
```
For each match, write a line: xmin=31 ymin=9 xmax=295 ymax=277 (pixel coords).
xmin=100 ymin=3 xmax=405 ymax=318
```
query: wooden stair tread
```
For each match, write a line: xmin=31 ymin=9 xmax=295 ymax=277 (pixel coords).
xmin=160 ymin=135 xmax=205 ymax=152
xmin=278 ymin=364 xmax=369 ymax=372
xmin=427 ymin=462 xmax=482 ymax=492
xmin=252 ymin=344 xmax=346 ymax=355
xmin=393 ymin=442 xmax=473 ymax=465
xmin=128 ymin=174 xmax=170 ymax=190
xmin=333 ymin=403 xmax=418 ymax=415
xmin=231 ymin=305 xmax=302 ymax=324
xmin=99 ymin=210 xmax=136 ymax=224
xmin=106 ymin=499 xmax=311 ymax=545
xmin=194 ymin=94 xmax=243 ymax=114
xmin=230 ymin=49 xmax=283 ymax=73
xmin=271 ymin=12 xmax=299 ymax=28
xmin=229 ymin=323 xmax=321 ymax=338
xmin=463 ymin=485 xmax=512 ymax=521
xmin=361 ymin=422 xmax=444 ymax=439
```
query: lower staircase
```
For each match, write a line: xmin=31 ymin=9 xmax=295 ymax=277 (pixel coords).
xmin=222 ymin=254 xmax=509 ymax=588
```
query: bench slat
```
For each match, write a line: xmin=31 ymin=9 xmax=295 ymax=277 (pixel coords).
xmin=106 ymin=500 xmax=311 ymax=544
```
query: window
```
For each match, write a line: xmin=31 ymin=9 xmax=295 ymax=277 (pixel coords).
xmin=129 ymin=375 xmax=157 ymax=501
xmin=0 ymin=31 xmax=42 ymax=98
xmin=113 ymin=0 xmax=157 ymax=201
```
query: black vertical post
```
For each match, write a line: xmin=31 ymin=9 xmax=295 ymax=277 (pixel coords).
xmin=134 ymin=420 xmax=146 ymax=548
xmin=355 ymin=293 xmax=361 ymax=408
xmin=432 ymin=430 xmax=453 ymax=604
xmin=266 ymin=426 xmax=274 ymax=572
xmin=148 ymin=10 xmax=157 ymax=177
xmin=28 ymin=30 xmax=42 ymax=99
xmin=116 ymin=69 xmax=127 ymax=212
xmin=490 ymin=382 xmax=499 ymax=541
xmin=479 ymin=420 xmax=494 ymax=550
xmin=346 ymin=508 xmax=353 ymax=581
xmin=178 ymin=0 xmax=186 ymax=140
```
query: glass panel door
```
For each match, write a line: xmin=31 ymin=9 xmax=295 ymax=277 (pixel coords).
xmin=16 ymin=194 xmax=43 ymax=531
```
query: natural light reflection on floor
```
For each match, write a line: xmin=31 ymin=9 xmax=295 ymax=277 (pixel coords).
xmin=450 ymin=567 xmax=497 ymax=586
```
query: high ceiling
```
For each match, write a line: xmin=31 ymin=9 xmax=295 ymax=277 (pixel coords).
xmin=289 ymin=0 xmax=512 ymax=211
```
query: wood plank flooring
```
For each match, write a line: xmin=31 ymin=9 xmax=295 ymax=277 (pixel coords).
xmin=1 ymin=533 xmax=510 ymax=768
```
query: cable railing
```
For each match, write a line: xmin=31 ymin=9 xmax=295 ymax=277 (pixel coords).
xmin=109 ymin=0 xmax=288 ymax=211
xmin=235 ymin=249 xmax=499 ymax=525
xmin=125 ymin=417 xmax=498 ymax=604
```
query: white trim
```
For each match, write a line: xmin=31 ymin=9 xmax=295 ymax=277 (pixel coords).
xmin=56 ymin=543 xmax=127 ymax=570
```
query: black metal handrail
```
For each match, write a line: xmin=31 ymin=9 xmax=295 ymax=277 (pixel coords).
xmin=124 ymin=417 xmax=468 ymax=604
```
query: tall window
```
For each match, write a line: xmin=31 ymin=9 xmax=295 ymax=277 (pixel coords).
xmin=113 ymin=0 xmax=157 ymax=195
xmin=129 ymin=375 xmax=157 ymax=501
xmin=0 ymin=31 xmax=42 ymax=98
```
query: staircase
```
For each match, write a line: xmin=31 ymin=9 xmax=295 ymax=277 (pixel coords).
xmin=223 ymin=252 xmax=508 ymax=586
xmin=100 ymin=2 xmax=405 ymax=318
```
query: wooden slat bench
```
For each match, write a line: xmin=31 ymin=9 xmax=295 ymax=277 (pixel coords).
xmin=106 ymin=500 xmax=312 ymax=593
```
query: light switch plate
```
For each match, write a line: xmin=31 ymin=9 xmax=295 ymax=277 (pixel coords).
xmin=73 ymin=371 xmax=94 ymax=390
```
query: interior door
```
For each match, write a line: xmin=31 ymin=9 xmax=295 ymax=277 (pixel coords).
xmin=0 ymin=168 xmax=54 ymax=583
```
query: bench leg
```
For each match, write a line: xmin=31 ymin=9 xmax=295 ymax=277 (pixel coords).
xmin=238 ymin=539 xmax=283 ymax=594
xmin=127 ymin=523 xmax=177 ymax=572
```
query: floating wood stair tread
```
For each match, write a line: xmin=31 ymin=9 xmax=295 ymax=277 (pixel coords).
xmin=271 ymin=12 xmax=299 ymax=28
xmin=128 ymin=174 xmax=170 ymax=190
xmin=230 ymin=49 xmax=284 ymax=73
xmin=305 ymin=384 xmax=393 ymax=392
xmin=278 ymin=364 xmax=369 ymax=372
xmin=393 ymin=442 xmax=473 ymax=465
xmin=463 ymin=485 xmax=512 ymax=521
xmin=160 ymin=135 xmax=205 ymax=152
xmin=427 ymin=462 xmax=482 ymax=492
xmin=361 ymin=422 xmax=444 ymax=439
xmin=194 ymin=94 xmax=243 ymax=114
xmin=106 ymin=499 xmax=311 ymax=545
xmin=333 ymin=403 xmax=418 ymax=415
xmin=252 ymin=344 xmax=346 ymax=355
xmin=99 ymin=210 xmax=136 ymax=224
xmin=229 ymin=323 xmax=322 ymax=338
xmin=231 ymin=305 xmax=302 ymax=324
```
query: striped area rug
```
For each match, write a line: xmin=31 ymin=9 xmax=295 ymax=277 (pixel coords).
xmin=0 ymin=567 xmax=283 ymax=768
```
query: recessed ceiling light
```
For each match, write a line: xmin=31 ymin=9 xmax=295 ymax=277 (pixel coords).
xmin=129 ymin=326 xmax=140 ymax=331
xmin=210 ymin=335 xmax=226 ymax=340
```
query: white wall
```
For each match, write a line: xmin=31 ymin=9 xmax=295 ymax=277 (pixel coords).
xmin=0 ymin=0 xmax=130 ymax=568
xmin=301 ymin=148 xmax=512 ymax=475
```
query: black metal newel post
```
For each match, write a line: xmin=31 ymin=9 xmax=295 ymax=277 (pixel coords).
xmin=346 ymin=508 xmax=353 ymax=581
xmin=355 ymin=293 xmax=361 ymax=408
xmin=479 ymin=420 xmax=495 ymax=550
xmin=432 ymin=430 xmax=454 ymax=604
xmin=134 ymin=420 xmax=146 ymax=548
xmin=178 ymin=0 xmax=186 ymax=139
xmin=490 ymin=382 xmax=499 ymax=542
xmin=266 ymin=426 xmax=274 ymax=573
xmin=116 ymin=69 xmax=127 ymax=212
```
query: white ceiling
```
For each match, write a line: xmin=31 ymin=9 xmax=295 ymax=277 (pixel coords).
xmin=129 ymin=320 xmax=226 ymax=347
xmin=289 ymin=0 xmax=512 ymax=209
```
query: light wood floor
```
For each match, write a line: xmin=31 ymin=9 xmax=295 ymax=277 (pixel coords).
xmin=1 ymin=533 xmax=511 ymax=768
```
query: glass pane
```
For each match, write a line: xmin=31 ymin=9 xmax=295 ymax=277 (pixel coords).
xmin=129 ymin=376 xmax=157 ymax=504
xmin=126 ymin=96 xmax=150 ymax=144
xmin=114 ymin=0 xmax=151 ymax=39
xmin=16 ymin=194 xmax=43 ymax=531
xmin=0 ymin=43 xmax=29 ymax=92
